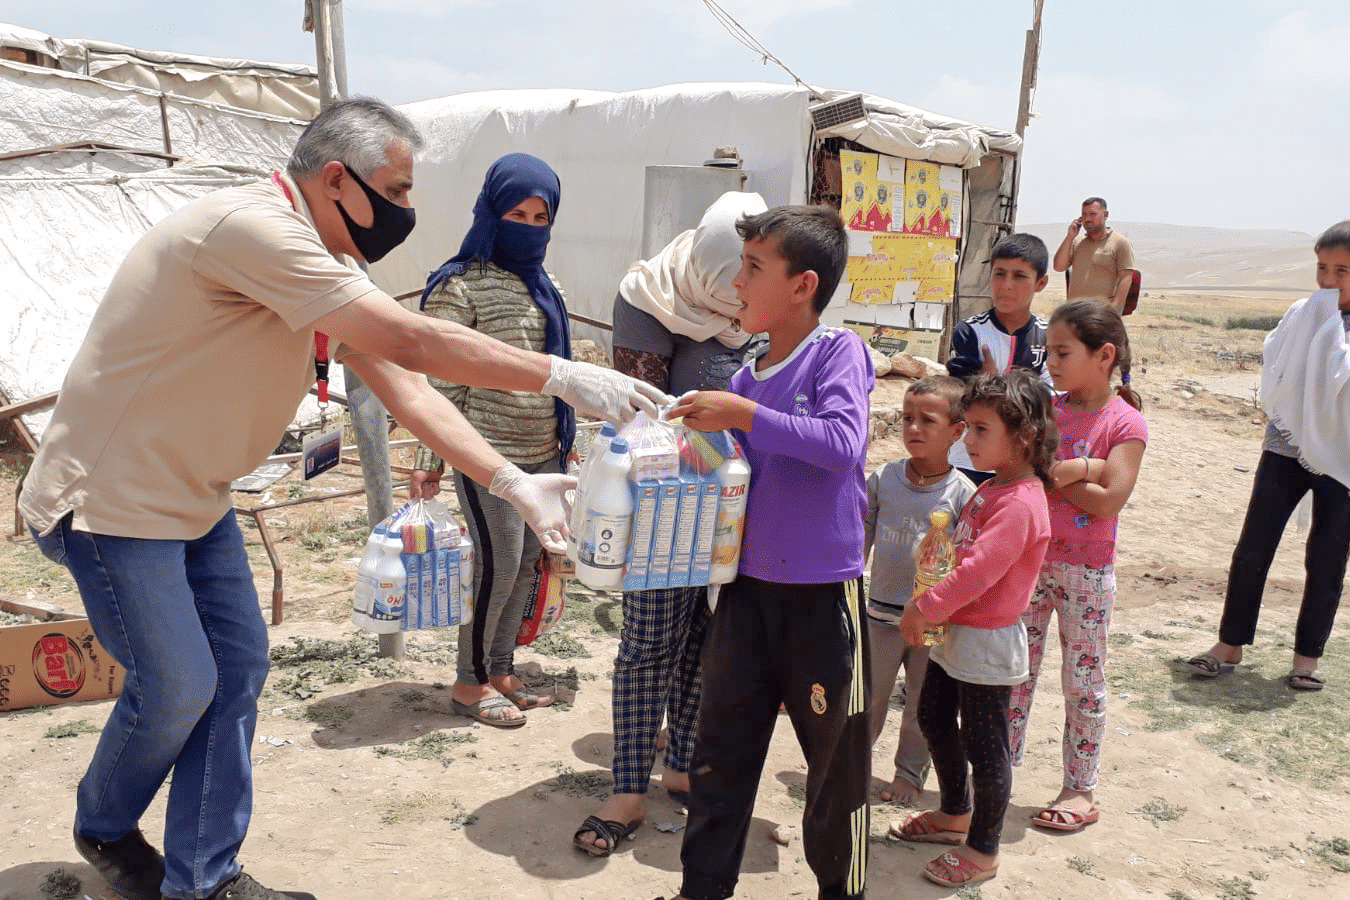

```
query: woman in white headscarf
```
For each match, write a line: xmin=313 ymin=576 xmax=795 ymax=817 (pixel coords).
xmin=574 ymin=191 xmax=767 ymax=856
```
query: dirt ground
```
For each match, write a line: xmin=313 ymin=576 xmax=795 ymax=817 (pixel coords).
xmin=3 ymin=289 xmax=1349 ymax=900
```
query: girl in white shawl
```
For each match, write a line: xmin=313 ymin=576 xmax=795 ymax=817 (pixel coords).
xmin=1188 ymin=221 xmax=1350 ymax=691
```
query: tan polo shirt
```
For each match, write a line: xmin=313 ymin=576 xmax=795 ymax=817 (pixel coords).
xmin=19 ymin=174 xmax=380 ymax=539
xmin=1067 ymin=229 xmax=1136 ymax=300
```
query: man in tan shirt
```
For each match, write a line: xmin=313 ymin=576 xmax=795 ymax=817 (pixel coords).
xmin=20 ymin=98 xmax=663 ymax=900
xmin=1053 ymin=197 xmax=1138 ymax=313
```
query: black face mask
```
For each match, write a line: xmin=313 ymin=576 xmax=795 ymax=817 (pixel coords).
xmin=336 ymin=165 xmax=416 ymax=263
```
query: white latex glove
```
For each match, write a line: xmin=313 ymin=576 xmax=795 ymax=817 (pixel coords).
xmin=543 ymin=356 xmax=670 ymax=425
xmin=488 ymin=462 xmax=575 ymax=555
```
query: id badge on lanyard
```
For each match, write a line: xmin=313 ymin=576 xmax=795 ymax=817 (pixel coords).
xmin=274 ymin=171 xmax=343 ymax=480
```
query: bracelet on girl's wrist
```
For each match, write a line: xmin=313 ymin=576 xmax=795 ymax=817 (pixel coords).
xmin=1083 ymin=456 xmax=1090 ymax=483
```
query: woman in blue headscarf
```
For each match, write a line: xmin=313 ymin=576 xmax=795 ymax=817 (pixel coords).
xmin=411 ymin=153 xmax=572 ymax=728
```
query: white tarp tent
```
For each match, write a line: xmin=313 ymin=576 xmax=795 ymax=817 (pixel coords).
xmin=371 ymin=82 xmax=1020 ymax=349
xmin=2 ymin=22 xmax=1022 ymax=439
xmin=0 ymin=59 xmax=309 ymax=169
xmin=0 ymin=23 xmax=315 ymax=441
xmin=0 ymin=22 xmax=319 ymax=120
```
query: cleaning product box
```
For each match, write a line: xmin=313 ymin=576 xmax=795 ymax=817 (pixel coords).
xmin=0 ymin=616 xmax=125 ymax=712
xmin=690 ymin=477 xmax=721 ymax=586
xmin=646 ymin=477 xmax=681 ymax=589
xmin=623 ymin=480 xmax=661 ymax=592
xmin=668 ymin=473 xmax=703 ymax=588
xmin=400 ymin=552 xmax=425 ymax=630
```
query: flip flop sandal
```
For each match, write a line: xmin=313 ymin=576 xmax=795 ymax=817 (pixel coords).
xmin=1186 ymin=654 xmax=1235 ymax=678
xmin=506 ymin=686 xmax=553 ymax=710
xmin=887 ymin=810 xmax=968 ymax=844
xmin=451 ymin=695 xmax=527 ymax=728
xmin=1287 ymin=669 xmax=1326 ymax=691
xmin=1031 ymin=804 xmax=1101 ymax=832
xmin=923 ymin=850 xmax=998 ymax=888
xmin=572 ymin=815 xmax=642 ymax=858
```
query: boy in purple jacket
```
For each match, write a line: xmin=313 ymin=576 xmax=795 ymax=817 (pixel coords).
xmin=667 ymin=206 xmax=875 ymax=900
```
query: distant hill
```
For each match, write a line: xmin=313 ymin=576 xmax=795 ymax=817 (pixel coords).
xmin=1019 ymin=222 xmax=1317 ymax=292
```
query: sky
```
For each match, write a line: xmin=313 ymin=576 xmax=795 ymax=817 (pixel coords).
xmin=2 ymin=0 xmax=1347 ymax=235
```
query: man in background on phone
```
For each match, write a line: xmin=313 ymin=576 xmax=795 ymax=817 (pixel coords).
xmin=1053 ymin=197 xmax=1137 ymax=314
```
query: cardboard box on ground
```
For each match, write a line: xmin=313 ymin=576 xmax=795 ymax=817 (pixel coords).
xmin=0 ymin=599 xmax=124 ymax=712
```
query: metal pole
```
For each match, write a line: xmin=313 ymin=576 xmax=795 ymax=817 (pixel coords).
xmin=1015 ymin=0 xmax=1044 ymax=138
xmin=306 ymin=0 xmax=402 ymax=658
xmin=1009 ymin=0 xmax=1044 ymax=232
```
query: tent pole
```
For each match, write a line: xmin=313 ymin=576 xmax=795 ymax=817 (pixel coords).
xmin=1009 ymin=0 xmax=1043 ymax=233
xmin=306 ymin=0 xmax=403 ymax=659
xmin=1014 ymin=0 xmax=1043 ymax=138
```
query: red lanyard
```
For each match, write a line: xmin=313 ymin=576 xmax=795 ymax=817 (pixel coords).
xmin=273 ymin=171 xmax=329 ymax=405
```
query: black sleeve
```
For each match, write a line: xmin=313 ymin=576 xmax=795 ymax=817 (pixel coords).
xmin=945 ymin=321 xmax=980 ymax=379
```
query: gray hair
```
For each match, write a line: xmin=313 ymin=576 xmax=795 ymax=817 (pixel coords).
xmin=286 ymin=97 xmax=424 ymax=178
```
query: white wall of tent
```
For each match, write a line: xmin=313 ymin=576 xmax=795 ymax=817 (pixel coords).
xmin=0 ymin=21 xmax=1019 ymax=442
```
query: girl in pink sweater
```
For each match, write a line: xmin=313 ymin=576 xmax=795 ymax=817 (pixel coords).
xmin=894 ymin=369 xmax=1055 ymax=889
xmin=1012 ymin=300 xmax=1147 ymax=833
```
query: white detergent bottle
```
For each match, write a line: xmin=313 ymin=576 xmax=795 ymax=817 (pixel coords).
xmin=368 ymin=531 xmax=406 ymax=632
xmin=568 ymin=422 xmax=618 ymax=563
xmin=576 ymin=437 xmax=634 ymax=590
xmin=350 ymin=522 xmax=387 ymax=631
xmin=709 ymin=442 xmax=751 ymax=584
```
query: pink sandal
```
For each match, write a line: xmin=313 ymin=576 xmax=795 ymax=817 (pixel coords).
xmin=887 ymin=810 xmax=967 ymax=844
xmin=923 ymin=849 xmax=998 ymax=887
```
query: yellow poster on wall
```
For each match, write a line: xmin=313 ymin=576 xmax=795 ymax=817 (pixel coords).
xmin=845 ymin=234 xmax=957 ymax=305
xmin=829 ymin=149 xmax=962 ymax=355
xmin=904 ymin=161 xmax=951 ymax=236
xmin=840 ymin=150 xmax=895 ymax=233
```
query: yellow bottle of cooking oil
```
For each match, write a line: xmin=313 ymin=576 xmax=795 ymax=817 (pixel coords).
xmin=912 ymin=509 xmax=955 ymax=646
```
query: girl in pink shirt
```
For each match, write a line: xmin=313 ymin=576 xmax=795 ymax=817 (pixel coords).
xmin=1011 ymin=299 xmax=1147 ymax=834
xmin=894 ymin=370 xmax=1055 ymax=889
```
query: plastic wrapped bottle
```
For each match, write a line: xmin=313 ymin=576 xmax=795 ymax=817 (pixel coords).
xmin=709 ymin=441 xmax=751 ymax=584
xmin=912 ymin=508 xmax=955 ymax=646
xmin=576 ymin=437 xmax=634 ymax=590
xmin=350 ymin=522 xmax=387 ymax=631
xmin=567 ymin=422 xmax=619 ymax=563
xmin=370 ymin=531 xmax=407 ymax=631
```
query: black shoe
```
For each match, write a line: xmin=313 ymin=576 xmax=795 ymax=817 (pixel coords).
xmin=196 ymin=872 xmax=316 ymax=900
xmin=73 ymin=825 xmax=165 ymax=900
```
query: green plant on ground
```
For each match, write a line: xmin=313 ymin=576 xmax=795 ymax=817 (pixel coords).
xmin=265 ymin=635 xmax=405 ymax=700
xmin=548 ymin=762 xmax=611 ymax=797
xmin=43 ymin=720 xmax=101 ymax=739
xmin=1175 ymin=315 xmax=1215 ymax=326
xmin=1307 ymin=835 xmax=1350 ymax=873
xmin=1134 ymin=798 xmax=1186 ymax=825
xmin=1225 ymin=315 xmax=1282 ymax=331
xmin=0 ymin=544 xmax=75 ymax=598
xmin=377 ymin=792 xmax=476 ymax=827
xmin=1067 ymin=856 xmax=1097 ymax=877
xmin=528 ymin=629 xmax=591 ymax=659
xmin=1165 ymin=891 xmax=1196 ymax=900
xmin=1216 ymin=876 xmax=1255 ymax=900
xmin=39 ymin=868 xmax=82 ymax=900
xmin=300 ymin=703 xmax=353 ymax=729
xmin=374 ymin=729 xmax=478 ymax=767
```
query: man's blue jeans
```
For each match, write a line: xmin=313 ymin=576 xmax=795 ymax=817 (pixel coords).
xmin=33 ymin=511 xmax=270 ymax=899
